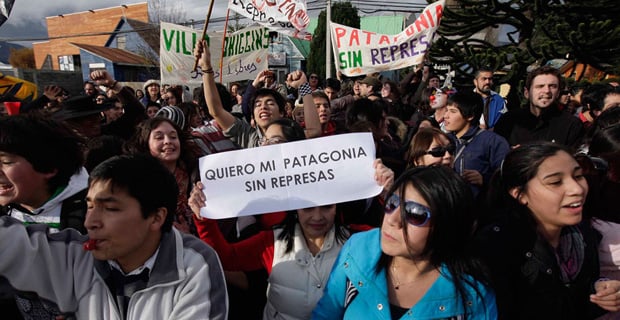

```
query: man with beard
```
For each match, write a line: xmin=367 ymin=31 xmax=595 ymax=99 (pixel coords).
xmin=473 ymin=67 xmax=507 ymax=130
xmin=494 ymin=66 xmax=584 ymax=148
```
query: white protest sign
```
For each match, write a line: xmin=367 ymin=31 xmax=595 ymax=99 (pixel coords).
xmin=330 ymin=0 xmax=444 ymax=76
xmin=198 ymin=133 xmax=380 ymax=219
xmin=228 ymin=0 xmax=312 ymax=40
xmin=160 ymin=22 xmax=223 ymax=84
xmin=220 ymin=26 xmax=270 ymax=83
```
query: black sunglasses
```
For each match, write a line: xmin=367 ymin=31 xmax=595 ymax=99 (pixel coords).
xmin=384 ymin=194 xmax=432 ymax=227
xmin=426 ymin=145 xmax=455 ymax=157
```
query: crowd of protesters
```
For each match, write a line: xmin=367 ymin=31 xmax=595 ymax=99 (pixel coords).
xmin=0 ymin=38 xmax=619 ymax=319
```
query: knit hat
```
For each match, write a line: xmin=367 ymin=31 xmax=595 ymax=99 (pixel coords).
xmin=143 ymin=79 xmax=160 ymax=91
xmin=155 ymin=105 xmax=186 ymax=130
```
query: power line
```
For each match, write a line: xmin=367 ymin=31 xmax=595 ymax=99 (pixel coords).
xmin=0 ymin=24 xmax=159 ymax=42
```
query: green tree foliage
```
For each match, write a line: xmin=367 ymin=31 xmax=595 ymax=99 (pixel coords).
xmin=307 ymin=1 xmax=360 ymax=79
xmin=431 ymin=0 xmax=620 ymax=89
xmin=8 ymin=48 xmax=35 ymax=69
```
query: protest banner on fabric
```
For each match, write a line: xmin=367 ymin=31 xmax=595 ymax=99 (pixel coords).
xmin=198 ymin=133 xmax=381 ymax=219
xmin=0 ymin=72 xmax=37 ymax=103
xmin=228 ymin=0 xmax=312 ymax=40
xmin=330 ymin=0 xmax=445 ymax=76
xmin=160 ymin=22 xmax=223 ymax=85
xmin=220 ymin=26 xmax=270 ymax=83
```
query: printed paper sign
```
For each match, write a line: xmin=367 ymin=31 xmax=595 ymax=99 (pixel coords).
xmin=198 ymin=133 xmax=381 ymax=219
xmin=330 ymin=0 xmax=444 ymax=76
xmin=228 ymin=0 xmax=312 ymax=40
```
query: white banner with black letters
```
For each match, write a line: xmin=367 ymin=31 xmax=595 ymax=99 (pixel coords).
xmin=198 ymin=133 xmax=380 ymax=219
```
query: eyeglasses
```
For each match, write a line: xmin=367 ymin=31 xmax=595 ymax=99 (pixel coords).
xmin=309 ymin=75 xmax=319 ymax=79
xmin=384 ymin=194 xmax=432 ymax=227
xmin=260 ymin=136 xmax=287 ymax=146
xmin=426 ymin=145 xmax=455 ymax=157
xmin=95 ymin=98 xmax=105 ymax=102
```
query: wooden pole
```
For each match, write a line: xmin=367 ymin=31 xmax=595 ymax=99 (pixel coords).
xmin=192 ymin=0 xmax=216 ymax=72
xmin=219 ymin=9 xmax=232 ymax=82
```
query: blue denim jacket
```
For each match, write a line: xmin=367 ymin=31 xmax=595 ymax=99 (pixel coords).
xmin=313 ymin=229 xmax=497 ymax=319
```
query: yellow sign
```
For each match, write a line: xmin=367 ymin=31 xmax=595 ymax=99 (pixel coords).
xmin=0 ymin=72 xmax=37 ymax=103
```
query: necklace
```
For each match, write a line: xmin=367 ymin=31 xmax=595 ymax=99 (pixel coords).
xmin=389 ymin=261 xmax=417 ymax=290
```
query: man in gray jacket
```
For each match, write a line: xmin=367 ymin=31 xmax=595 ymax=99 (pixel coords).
xmin=0 ymin=154 xmax=228 ymax=319
xmin=0 ymin=114 xmax=89 ymax=319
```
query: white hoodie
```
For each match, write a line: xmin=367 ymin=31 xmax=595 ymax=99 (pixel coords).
xmin=8 ymin=167 xmax=88 ymax=233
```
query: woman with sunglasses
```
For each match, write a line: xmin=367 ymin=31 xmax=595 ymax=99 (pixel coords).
xmin=313 ymin=166 xmax=497 ymax=319
xmin=475 ymin=142 xmax=620 ymax=319
xmin=406 ymin=127 xmax=454 ymax=168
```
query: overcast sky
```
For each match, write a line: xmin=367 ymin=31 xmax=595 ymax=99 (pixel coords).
xmin=0 ymin=0 xmax=427 ymax=46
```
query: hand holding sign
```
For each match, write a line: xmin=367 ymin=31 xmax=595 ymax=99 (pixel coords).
xmin=373 ymin=159 xmax=394 ymax=198
xmin=193 ymin=40 xmax=213 ymax=73
xmin=189 ymin=181 xmax=207 ymax=221
xmin=196 ymin=133 xmax=382 ymax=219
xmin=190 ymin=147 xmax=392 ymax=220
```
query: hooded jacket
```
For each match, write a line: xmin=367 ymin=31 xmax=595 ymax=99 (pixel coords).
xmin=3 ymin=166 xmax=89 ymax=233
xmin=0 ymin=216 xmax=228 ymax=320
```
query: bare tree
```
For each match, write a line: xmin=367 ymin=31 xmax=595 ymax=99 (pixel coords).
xmin=149 ymin=0 xmax=187 ymax=24
xmin=227 ymin=12 xmax=247 ymax=33
xmin=9 ymin=48 xmax=35 ymax=69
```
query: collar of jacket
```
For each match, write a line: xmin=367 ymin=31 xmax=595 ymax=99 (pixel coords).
xmin=94 ymin=229 xmax=181 ymax=288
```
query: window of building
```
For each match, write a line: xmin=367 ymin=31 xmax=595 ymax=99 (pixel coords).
xmin=58 ymin=55 xmax=74 ymax=71
xmin=117 ymin=36 xmax=127 ymax=50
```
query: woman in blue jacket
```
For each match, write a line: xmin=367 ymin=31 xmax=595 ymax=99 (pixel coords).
xmin=313 ymin=166 xmax=497 ymax=319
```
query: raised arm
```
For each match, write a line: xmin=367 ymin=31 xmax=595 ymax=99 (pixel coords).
xmin=188 ymin=182 xmax=273 ymax=272
xmin=241 ymin=70 xmax=271 ymax=122
xmin=288 ymin=70 xmax=321 ymax=138
xmin=194 ymin=40 xmax=237 ymax=131
xmin=90 ymin=70 xmax=146 ymax=135
xmin=19 ymin=85 xmax=60 ymax=113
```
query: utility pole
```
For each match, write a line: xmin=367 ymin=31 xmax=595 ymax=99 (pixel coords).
xmin=325 ymin=0 xmax=332 ymax=78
